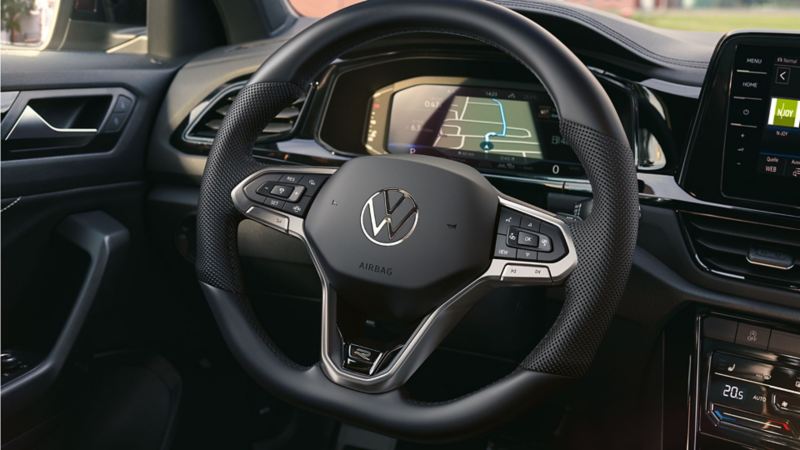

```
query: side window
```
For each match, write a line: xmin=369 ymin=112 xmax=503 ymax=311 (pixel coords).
xmin=1 ymin=0 xmax=147 ymax=53
xmin=1 ymin=0 xmax=57 ymax=50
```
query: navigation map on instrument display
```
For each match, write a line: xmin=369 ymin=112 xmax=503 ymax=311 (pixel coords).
xmin=433 ymin=96 xmax=541 ymax=157
xmin=386 ymin=84 xmax=544 ymax=160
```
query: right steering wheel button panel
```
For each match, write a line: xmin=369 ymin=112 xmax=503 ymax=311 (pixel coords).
xmin=495 ymin=207 xmax=567 ymax=263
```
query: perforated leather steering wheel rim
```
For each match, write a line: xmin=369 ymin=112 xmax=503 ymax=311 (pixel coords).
xmin=196 ymin=0 xmax=639 ymax=441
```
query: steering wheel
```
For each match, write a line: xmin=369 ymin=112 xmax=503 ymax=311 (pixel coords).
xmin=197 ymin=0 xmax=638 ymax=442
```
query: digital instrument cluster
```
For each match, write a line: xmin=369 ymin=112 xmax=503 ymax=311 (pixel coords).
xmin=365 ymin=77 xmax=584 ymax=178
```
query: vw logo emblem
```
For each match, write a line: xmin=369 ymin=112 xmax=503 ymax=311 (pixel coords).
xmin=360 ymin=189 xmax=419 ymax=246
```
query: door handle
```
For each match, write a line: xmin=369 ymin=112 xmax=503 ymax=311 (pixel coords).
xmin=0 ymin=88 xmax=134 ymax=159
xmin=5 ymin=105 xmax=97 ymax=142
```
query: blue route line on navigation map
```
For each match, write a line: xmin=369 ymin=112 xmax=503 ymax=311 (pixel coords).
xmin=482 ymin=99 xmax=507 ymax=150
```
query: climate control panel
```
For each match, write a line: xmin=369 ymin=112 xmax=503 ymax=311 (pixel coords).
xmin=697 ymin=315 xmax=800 ymax=449
xmin=706 ymin=353 xmax=799 ymax=442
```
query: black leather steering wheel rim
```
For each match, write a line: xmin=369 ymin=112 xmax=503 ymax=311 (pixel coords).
xmin=196 ymin=0 xmax=639 ymax=441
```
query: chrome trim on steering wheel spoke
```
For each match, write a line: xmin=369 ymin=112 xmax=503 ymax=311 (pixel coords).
xmin=231 ymin=167 xmax=577 ymax=394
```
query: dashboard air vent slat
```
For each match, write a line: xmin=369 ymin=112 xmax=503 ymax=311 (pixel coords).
xmin=183 ymin=83 xmax=305 ymax=147
xmin=682 ymin=213 xmax=800 ymax=290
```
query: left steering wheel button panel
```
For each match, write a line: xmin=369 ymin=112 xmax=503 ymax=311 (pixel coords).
xmin=246 ymin=206 xmax=289 ymax=231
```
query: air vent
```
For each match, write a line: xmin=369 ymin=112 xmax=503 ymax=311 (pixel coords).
xmin=682 ymin=213 xmax=800 ymax=290
xmin=183 ymin=82 xmax=305 ymax=147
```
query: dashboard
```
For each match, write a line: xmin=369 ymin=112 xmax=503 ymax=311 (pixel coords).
xmin=313 ymin=53 xmax=640 ymax=180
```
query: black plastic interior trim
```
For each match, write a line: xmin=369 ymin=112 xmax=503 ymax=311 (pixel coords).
xmin=1 ymin=211 xmax=129 ymax=417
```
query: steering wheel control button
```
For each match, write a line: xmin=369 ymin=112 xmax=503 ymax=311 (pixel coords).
xmin=270 ymin=185 xmax=293 ymax=198
xmin=494 ymin=238 xmax=517 ymax=259
xmin=497 ymin=208 xmax=521 ymax=235
xmin=301 ymin=175 xmax=328 ymax=195
xmin=282 ymin=196 xmax=311 ymax=217
xmin=536 ymin=234 xmax=552 ymax=252
xmin=245 ymin=174 xmax=281 ymax=202
xmin=279 ymin=173 xmax=304 ymax=184
xmin=501 ymin=264 xmax=551 ymax=282
xmin=517 ymin=230 xmax=539 ymax=248
xmin=536 ymin=223 xmax=567 ymax=262
xmin=345 ymin=344 xmax=383 ymax=375
xmin=502 ymin=222 xmax=562 ymax=262
xmin=517 ymin=249 xmax=538 ymax=261
xmin=506 ymin=229 xmax=519 ymax=246
xmin=520 ymin=216 xmax=542 ymax=231
xmin=287 ymin=185 xmax=306 ymax=203
xmin=245 ymin=206 xmax=289 ymax=232
xmin=264 ymin=198 xmax=285 ymax=210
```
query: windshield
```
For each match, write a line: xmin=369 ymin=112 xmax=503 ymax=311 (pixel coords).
xmin=289 ymin=0 xmax=800 ymax=32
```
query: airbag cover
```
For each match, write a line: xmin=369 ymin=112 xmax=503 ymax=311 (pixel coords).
xmin=304 ymin=155 xmax=497 ymax=319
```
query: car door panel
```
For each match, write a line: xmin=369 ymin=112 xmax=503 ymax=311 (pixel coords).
xmin=1 ymin=50 xmax=180 ymax=447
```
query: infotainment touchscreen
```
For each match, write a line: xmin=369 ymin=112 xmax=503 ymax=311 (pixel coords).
xmin=722 ymin=44 xmax=800 ymax=206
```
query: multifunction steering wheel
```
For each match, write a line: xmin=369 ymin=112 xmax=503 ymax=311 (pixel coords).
xmin=197 ymin=0 xmax=639 ymax=441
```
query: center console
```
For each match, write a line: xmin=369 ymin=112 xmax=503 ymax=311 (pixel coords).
xmin=682 ymin=32 xmax=800 ymax=214
xmin=694 ymin=314 xmax=800 ymax=449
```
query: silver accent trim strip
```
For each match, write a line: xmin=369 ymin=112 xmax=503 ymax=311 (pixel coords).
xmin=181 ymin=81 xmax=312 ymax=147
xmin=181 ymin=82 xmax=246 ymax=146
xmin=640 ymin=78 xmax=701 ymax=99
xmin=745 ymin=256 xmax=795 ymax=271
xmin=5 ymin=106 xmax=97 ymax=141
xmin=231 ymin=166 xmax=577 ymax=393
xmin=1 ymin=91 xmax=19 ymax=114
